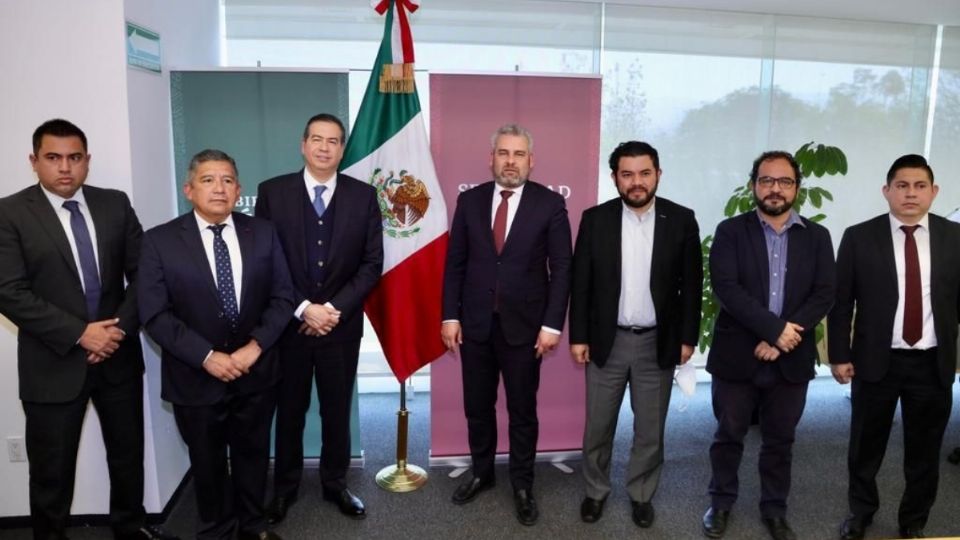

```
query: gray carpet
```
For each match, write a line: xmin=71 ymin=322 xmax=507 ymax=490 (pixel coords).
xmin=5 ymin=378 xmax=960 ymax=539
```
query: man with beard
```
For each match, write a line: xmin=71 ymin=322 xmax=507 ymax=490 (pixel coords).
xmin=701 ymin=151 xmax=835 ymax=540
xmin=442 ymin=124 xmax=572 ymax=526
xmin=569 ymin=141 xmax=702 ymax=527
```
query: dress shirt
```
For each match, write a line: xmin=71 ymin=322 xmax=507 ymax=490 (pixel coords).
xmin=194 ymin=212 xmax=243 ymax=309
xmin=40 ymin=185 xmax=101 ymax=294
xmin=295 ymin=169 xmax=338 ymax=319
xmin=759 ymin=210 xmax=804 ymax=317
xmin=491 ymin=182 xmax=525 ymax=241
xmin=889 ymin=213 xmax=936 ymax=349
xmin=617 ymin=199 xmax=657 ymax=328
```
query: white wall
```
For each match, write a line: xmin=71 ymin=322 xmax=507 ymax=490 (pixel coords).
xmin=0 ymin=0 xmax=220 ymax=518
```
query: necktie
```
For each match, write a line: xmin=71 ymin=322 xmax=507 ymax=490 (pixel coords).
xmin=492 ymin=190 xmax=513 ymax=254
xmin=209 ymin=224 xmax=240 ymax=329
xmin=62 ymin=201 xmax=101 ymax=319
xmin=901 ymin=224 xmax=922 ymax=346
xmin=313 ymin=185 xmax=328 ymax=218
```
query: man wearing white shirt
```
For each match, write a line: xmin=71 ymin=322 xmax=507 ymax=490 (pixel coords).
xmin=441 ymin=124 xmax=572 ymax=525
xmin=255 ymin=114 xmax=383 ymax=523
xmin=829 ymin=154 xmax=960 ymax=540
xmin=0 ymin=119 xmax=175 ymax=540
xmin=139 ymin=149 xmax=294 ymax=540
xmin=569 ymin=141 xmax=702 ymax=528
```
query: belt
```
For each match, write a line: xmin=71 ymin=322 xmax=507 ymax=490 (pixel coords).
xmin=617 ymin=325 xmax=656 ymax=335
xmin=890 ymin=347 xmax=937 ymax=358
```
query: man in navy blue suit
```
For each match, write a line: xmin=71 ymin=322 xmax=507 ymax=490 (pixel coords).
xmin=139 ymin=150 xmax=294 ymax=540
xmin=441 ymin=124 xmax=572 ymax=526
xmin=702 ymin=151 xmax=836 ymax=540
xmin=256 ymin=114 xmax=383 ymax=523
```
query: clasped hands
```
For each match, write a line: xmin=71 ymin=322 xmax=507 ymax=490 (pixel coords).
xmin=79 ymin=318 xmax=124 ymax=364
xmin=754 ymin=321 xmax=805 ymax=361
xmin=298 ymin=303 xmax=341 ymax=337
xmin=203 ymin=339 xmax=262 ymax=382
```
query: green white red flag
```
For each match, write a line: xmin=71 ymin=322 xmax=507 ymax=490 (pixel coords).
xmin=341 ymin=0 xmax=449 ymax=383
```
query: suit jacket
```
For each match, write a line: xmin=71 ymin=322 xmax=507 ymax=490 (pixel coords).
xmin=569 ymin=197 xmax=702 ymax=369
xmin=828 ymin=213 xmax=960 ymax=387
xmin=138 ymin=212 xmax=294 ymax=406
xmin=0 ymin=184 xmax=143 ymax=403
xmin=255 ymin=171 xmax=383 ymax=345
xmin=442 ymin=180 xmax=572 ymax=345
xmin=707 ymin=211 xmax=836 ymax=383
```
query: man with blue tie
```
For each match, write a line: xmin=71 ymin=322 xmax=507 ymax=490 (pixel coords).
xmin=0 ymin=119 xmax=175 ymax=540
xmin=256 ymin=114 xmax=383 ymax=523
xmin=139 ymin=150 xmax=294 ymax=540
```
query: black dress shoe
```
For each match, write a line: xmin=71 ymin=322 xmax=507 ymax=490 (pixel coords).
xmin=116 ymin=525 xmax=179 ymax=540
xmin=265 ymin=495 xmax=295 ymax=525
xmin=513 ymin=489 xmax=538 ymax=526
xmin=580 ymin=497 xmax=605 ymax=523
xmin=451 ymin=476 xmax=494 ymax=505
xmin=899 ymin=527 xmax=926 ymax=538
xmin=702 ymin=507 xmax=730 ymax=539
xmin=631 ymin=501 xmax=655 ymax=528
xmin=322 ymin=488 xmax=366 ymax=519
xmin=839 ymin=514 xmax=872 ymax=540
xmin=237 ymin=531 xmax=282 ymax=540
xmin=761 ymin=517 xmax=797 ymax=540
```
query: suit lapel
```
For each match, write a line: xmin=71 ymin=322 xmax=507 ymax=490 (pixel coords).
xmin=178 ymin=215 xmax=220 ymax=301
xmin=650 ymin=202 xmax=669 ymax=298
xmin=502 ymin=182 xmax=538 ymax=254
xmin=603 ymin=200 xmax=623 ymax=297
xmin=24 ymin=185 xmax=81 ymax=283
xmin=745 ymin=213 xmax=770 ymax=297
xmin=235 ymin=214 xmax=255 ymax=313
xmin=477 ymin=183 xmax=497 ymax=254
xmin=927 ymin=216 xmax=946 ymax=317
xmin=329 ymin=174 xmax=349 ymax=265
xmin=286 ymin=174 xmax=309 ymax=277
xmin=874 ymin=216 xmax=898 ymax=300
xmin=83 ymin=187 xmax=110 ymax=284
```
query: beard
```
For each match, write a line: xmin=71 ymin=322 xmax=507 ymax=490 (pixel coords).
xmin=619 ymin=183 xmax=658 ymax=209
xmin=754 ymin=192 xmax=795 ymax=216
xmin=492 ymin=165 xmax=527 ymax=188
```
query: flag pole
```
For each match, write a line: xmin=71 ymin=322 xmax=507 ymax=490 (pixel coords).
xmin=375 ymin=380 xmax=428 ymax=492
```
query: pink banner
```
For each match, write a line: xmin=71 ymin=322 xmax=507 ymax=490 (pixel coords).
xmin=429 ymin=73 xmax=602 ymax=459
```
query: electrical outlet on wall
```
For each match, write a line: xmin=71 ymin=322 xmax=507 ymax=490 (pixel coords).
xmin=6 ymin=436 xmax=26 ymax=462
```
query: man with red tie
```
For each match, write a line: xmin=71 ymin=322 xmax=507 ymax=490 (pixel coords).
xmin=441 ymin=124 xmax=572 ymax=526
xmin=829 ymin=154 xmax=960 ymax=540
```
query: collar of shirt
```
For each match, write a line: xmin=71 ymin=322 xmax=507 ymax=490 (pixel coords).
xmin=194 ymin=211 xmax=236 ymax=232
xmin=621 ymin=198 xmax=656 ymax=224
xmin=494 ymin=180 xmax=525 ymax=200
xmin=888 ymin=212 xmax=930 ymax=234
xmin=304 ymin=168 xmax=337 ymax=201
xmin=757 ymin=209 xmax=805 ymax=235
xmin=40 ymin=183 xmax=89 ymax=211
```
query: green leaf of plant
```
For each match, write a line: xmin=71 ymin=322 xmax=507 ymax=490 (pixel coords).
xmin=809 ymin=188 xmax=823 ymax=208
xmin=724 ymin=196 xmax=739 ymax=217
xmin=738 ymin=197 xmax=753 ymax=214
xmin=813 ymin=144 xmax=828 ymax=177
xmin=809 ymin=213 xmax=826 ymax=223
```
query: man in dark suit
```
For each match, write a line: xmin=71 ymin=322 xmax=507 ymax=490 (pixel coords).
xmin=255 ymin=113 xmax=383 ymax=522
xmin=828 ymin=154 xmax=960 ymax=540
xmin=139 ymin=150 xmax=294 ymax=540
xmin=441 ymin=124 xmax=572 ymax=526
xmin=569 ymin=141 xmax=702 ymax=527
xmin=702 ymin=151 xmax=836 ymax=540
xmin=0 ymin=119 xmax=175 ymax=540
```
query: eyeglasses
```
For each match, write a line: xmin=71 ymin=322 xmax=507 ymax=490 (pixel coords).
xmin=756 ymin=176 xmax=797 ymax=189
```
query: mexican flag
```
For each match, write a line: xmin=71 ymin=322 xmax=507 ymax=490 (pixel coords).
xmin=341 ymin=0 xmax=448 ymax=383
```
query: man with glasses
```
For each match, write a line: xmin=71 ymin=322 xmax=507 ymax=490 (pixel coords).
xmin=701 ymin=151 xmax=836 ymax=540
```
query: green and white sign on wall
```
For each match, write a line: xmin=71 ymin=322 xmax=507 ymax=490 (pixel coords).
xmin=126 ymin=22 xmax=161 ymax=73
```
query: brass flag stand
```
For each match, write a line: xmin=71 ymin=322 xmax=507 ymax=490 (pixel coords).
xmin=375 ymin=382 xmax=428 ymax=492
